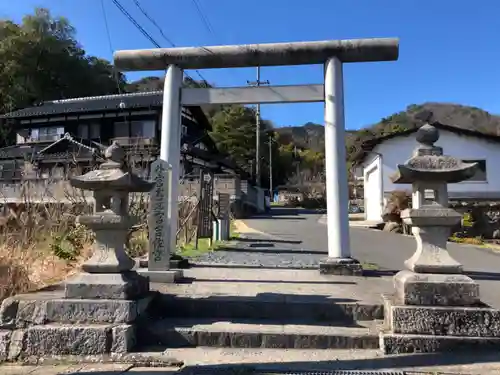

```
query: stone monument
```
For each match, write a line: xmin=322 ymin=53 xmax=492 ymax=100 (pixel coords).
xmin=136 ymin=158 xmax=183 ymax=282
xmin=380 ymin=123 xmax=500 ymax=353
xmin=0 ymin=142 xmax=155 ymax=359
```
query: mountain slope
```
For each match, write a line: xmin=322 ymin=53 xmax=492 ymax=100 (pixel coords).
xmin=275 ymin=102 xmax=500 ymax=160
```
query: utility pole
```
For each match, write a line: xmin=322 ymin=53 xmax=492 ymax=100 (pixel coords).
xmin=247 ymin=67 xmax=269 ymax=187
xmin=269 ymin=134 xmax=273 ymax=201
xmin=294 ymin=145 xmax=300 ymax=184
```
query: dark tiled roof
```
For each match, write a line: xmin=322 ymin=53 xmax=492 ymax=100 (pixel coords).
xmin=1 ymin=92 xmax=163 ymax=119
xmin=353 ymin=122 xmax=500 ymax=165
xmin=37 ymin=134 xmax=98 ymax=157
xmin=0 ymin=91 xmax=211 ymax=130
xmin=0 ymin=135 xmax=99 ymax=161
xmin=0 ymin=145 xmax=34 ymax=160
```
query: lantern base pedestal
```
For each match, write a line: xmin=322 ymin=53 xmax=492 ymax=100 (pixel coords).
xmin=394 ymin=269 xmax=480 ymax=306
xmin=64 ymin=271 xmax=149 ymax=300
xmin=380 ymin=293 xmax=500 ymax=354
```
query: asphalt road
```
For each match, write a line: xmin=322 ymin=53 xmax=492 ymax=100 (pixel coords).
xmin=243 ymin=208 xmax=500 ymax=272
xmin=235 ymin=207 xmax=500 ymax=307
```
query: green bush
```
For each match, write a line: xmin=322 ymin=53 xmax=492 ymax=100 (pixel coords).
xmin=51 ymin=224 xmax=91 ymax=261
xmin=301 ymin=197 xmax=326 ymax=209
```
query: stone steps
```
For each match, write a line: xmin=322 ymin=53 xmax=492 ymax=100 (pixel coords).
xmin=151 ymin=294 xmax=384 ymax=323
xmin=137 ymin=318 xmax=381 ymax=350
xmin=0 ymin=323 xmax=134 ymax=359
xmin=139 ymin=268 xmax=389 ymax=352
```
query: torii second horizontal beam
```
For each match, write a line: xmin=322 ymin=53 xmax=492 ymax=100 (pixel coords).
xmin=181 ymin=84 xmax=325 ymax=105
xmin=113 ymin=38 xmax=399 ymax=71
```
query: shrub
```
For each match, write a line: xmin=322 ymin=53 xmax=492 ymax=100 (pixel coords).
xmin=382 ymin=190 xmax=411 ymax=222
xmin=449 ymin=233 xmax=483 ymax=245
xmin=301 ymin=197 xmax=326 ymax=209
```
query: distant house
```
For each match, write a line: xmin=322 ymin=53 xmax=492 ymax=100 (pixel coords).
xmin=275 ymin=186 xmax=304 ymax=204
xmin=0 ymin=91 xmax=244 ymax=202
xmin=353 ymin=123 xmax=500 ymax=222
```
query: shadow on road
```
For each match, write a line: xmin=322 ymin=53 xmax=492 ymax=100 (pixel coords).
xmin=178 ymin=350 xmax=500 ymax=374
xmin=178 ymin=277 xmax=356 ymax=285
xmin=361 ymin=268 xmax=500 ymax=281
xmin=191 ymin=263 xmax=317 ymax=270
xmin=236 ymin=238 xmax=303 ymax=245
xmin=248 ymin=216 xmax=307 ymax=220
xmin=216 ymin=246 xmax=325 ymax=256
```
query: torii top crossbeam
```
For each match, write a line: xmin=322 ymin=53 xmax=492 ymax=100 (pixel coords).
xmin=113 ymin=38 xmax=399 ymax=71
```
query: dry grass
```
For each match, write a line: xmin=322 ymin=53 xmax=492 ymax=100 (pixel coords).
xmin=0 ymin=184 xmax=198 ymax=302
xmin=0 ymin=181 xmax=96 ymax=302
xmin=0 ymin=151 xmax=205 ymax=303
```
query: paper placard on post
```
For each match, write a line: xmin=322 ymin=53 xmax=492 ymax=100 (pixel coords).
xmin=218 ymin=193 xmax=230 ymax=219
xmin=148 ymin=159 xmax=172 ymax=271
xmin=197 ymin=170 xmax=214 ymax=239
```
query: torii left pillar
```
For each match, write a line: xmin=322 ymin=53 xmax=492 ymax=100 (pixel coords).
xmin=161 ymin=65 xmax=183 ymax=257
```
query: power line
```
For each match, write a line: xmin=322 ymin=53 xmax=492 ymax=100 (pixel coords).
xmin=191 ymin=0 xmax=215 ymax=35
xmin=100 ymin=0 xmax=123 ymax=95
xmin=100 ymin=0 xmax=130 ymax=136
xmin=111 ymin=0 xmax=161 ymax=48
xmin=188 ymin=0 xmax=246 ymax=85
xmin=131 ymin=0 xmax=177 ymax=48
xmin=129 ymin=0 xmax=208 ymax=84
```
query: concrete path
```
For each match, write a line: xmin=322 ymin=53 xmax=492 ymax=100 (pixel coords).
xmin=193 ymin=208 xmax=500 ymax=308
xmin=153 ymin=267 xmax=392 ymax=306
xmin=5 ymin=351 xmax=500 ymax=374
xmin=165 ymin=347 xmax=500 ymax=375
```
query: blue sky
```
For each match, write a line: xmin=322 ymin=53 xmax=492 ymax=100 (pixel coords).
xmin=1 ymin=0 xmax=499 ymax=130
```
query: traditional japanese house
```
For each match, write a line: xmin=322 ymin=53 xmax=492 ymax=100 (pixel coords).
xmin=0 ymin=91 xmax=244 ymax=202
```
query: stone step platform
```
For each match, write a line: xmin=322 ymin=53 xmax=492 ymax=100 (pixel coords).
xmin=149 ymin=267 xmax=392 ymax=323
xmin=382 ymin=293 xmax=500 ymax=337
xmin=0 ymin=323 xmax=134 ymax=359
xmin=137 ymin=318 xmax=381 ymax=350
xmin=151 ymin=294 xmax=383 ymax=323
xmin=380 ymin=332 xmax=500 ymax=354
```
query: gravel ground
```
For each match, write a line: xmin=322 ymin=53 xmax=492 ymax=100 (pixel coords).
xmin=189 ymin=209 xmax=327 ymax=269
xmin=190 ymin=232 xmax=325 ymax=269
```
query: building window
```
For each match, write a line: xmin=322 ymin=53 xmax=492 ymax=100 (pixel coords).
xmin=114 ymin=121 xmax=155 ymax=138
xmin=16 ymin=129 xmax=30 ymax=144
xmin=114 ymin=122 xmax=129 ymax=137
xmin=77 ymin=124 xmax=89 ymax=139
xmin=0 ymin=161 xmax=22 ymax=180
xmin=30 ymin=126 xmax=64 ymax=142
xmin=90 ymin=123 xmax=100 ymax=139
xmin=462 ymin=159 xmax=487 ymax=182
xmin=78 ymin=123 xmax=101 ymax=139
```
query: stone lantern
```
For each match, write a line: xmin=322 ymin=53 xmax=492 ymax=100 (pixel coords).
xmin=379 ymin=123 xmax=500 ymax=354
xmin=65 ymin=141 xmax=153 ymax=300
xmin=390 ymin=123 xmax=479 ymax=304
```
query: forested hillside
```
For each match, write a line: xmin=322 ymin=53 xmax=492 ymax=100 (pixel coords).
xmin=276 ymin=103 xmax=500 ymax=165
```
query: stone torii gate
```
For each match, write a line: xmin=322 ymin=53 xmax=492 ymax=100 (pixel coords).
xmin=114 ymin=38 xmax=399 ymax=276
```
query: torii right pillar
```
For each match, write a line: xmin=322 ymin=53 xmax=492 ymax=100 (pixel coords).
xmin=319 ymin=57 xmax=362 ymax=276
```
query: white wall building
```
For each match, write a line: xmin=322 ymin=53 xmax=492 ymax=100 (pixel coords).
xmin=358 ymin=124 xmax=500 ymax=222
